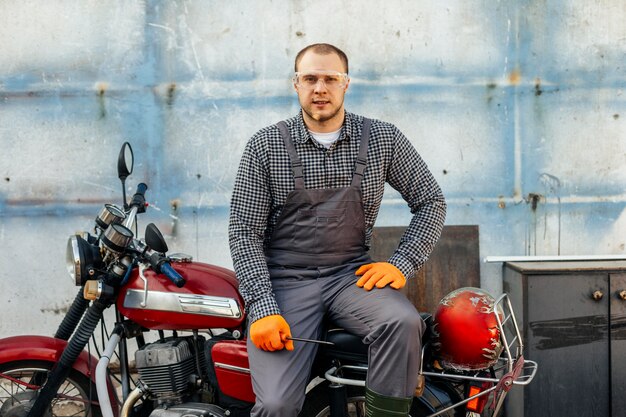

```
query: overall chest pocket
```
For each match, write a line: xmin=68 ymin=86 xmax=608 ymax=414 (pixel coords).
xmin=292 ymin=208 xmax=347 ymax=253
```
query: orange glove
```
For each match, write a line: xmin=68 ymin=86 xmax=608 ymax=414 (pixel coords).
xmin=355 ymin=262 xmax=406 ymax=291
xmin=249 ymin=314 xmax=294 ymax=352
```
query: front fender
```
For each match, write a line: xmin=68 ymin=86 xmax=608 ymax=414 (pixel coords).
xmin=0 ymin=335 xmax=98 ymax=380
xmin=0 ymin=335 xmax=118 ymax=415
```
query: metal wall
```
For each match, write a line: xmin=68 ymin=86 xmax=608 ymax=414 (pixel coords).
xmin=1 ymin=0 xmax=625 ymax=337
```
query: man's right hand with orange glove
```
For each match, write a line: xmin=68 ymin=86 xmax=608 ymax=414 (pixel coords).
xmin=249 ymin=314 xmax=294 ymax=352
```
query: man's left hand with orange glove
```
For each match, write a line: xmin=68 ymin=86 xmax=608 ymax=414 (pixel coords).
xmin=355 ymin=262 xmax=407 ymax=291
xmin=249 ymin=314 xmax=295 ymax=352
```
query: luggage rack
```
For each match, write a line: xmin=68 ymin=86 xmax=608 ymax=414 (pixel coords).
xmin=324 ymin=293 xmax=538 ymax=417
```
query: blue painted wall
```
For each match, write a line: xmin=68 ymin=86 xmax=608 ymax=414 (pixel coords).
xmin=1 ymin=0 xmax=625 ymax=337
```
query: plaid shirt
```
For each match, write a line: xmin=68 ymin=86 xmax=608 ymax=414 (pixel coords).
xmin=228 ymin=111 xmax=446 ymax=323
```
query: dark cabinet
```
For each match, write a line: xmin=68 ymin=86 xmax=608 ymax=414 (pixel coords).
xmin=503 ymin=261 xmax=626 ymax=417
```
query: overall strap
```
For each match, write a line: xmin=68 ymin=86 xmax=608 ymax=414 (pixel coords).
xmin=276 ymin=121 xmax=305 ymax=189
xmin=351 ymin=117 xmax=372 ymax=188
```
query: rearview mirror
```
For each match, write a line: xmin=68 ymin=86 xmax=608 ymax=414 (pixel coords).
xmin=145 ymin=223 xmax=169 ymax=254
xmin=117 ymin=142 xmax=134 ymax=181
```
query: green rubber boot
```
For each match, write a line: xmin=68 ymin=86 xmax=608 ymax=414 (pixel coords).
xmin=365 ymin=387 xmax=413 ymax=417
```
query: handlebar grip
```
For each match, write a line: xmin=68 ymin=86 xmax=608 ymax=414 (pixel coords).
xmin=130 ymin=182 xmax=148 ymax=212
xmin=135 ymin=183 xmax=148 ymax=196
xmin=160 ymin=262 xmax=186 ymax=288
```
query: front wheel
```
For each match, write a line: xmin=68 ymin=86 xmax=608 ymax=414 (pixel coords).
xmin=0 ymin=360 xmax=102 ymax=417
xmin=299 ymin=380 xmax=461 ymax=417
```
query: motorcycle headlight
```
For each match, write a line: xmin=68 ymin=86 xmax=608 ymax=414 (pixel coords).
xmin=66 ymin=234 xmax=102 ymax=286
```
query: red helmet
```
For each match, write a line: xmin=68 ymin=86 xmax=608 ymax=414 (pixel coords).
xmin=431 ymin=287 xmax=504 ymax=371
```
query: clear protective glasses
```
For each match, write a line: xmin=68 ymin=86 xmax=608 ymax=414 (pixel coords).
xmin=292 ymin=70 xmax=349 ymax=90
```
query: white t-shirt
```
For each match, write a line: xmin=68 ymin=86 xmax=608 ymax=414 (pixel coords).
xmin=309 ymin=128 xmax=341 ymax=149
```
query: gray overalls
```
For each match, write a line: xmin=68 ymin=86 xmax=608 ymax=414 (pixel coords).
xmin=247 ymin=118 xmax=425 ymax=417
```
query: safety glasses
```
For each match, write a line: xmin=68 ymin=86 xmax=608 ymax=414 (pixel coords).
xmin=292 ymin=71 xmax=349 ymax=89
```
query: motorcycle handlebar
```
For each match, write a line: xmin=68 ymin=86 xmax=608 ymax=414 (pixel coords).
xmin=160 ymin=262 xmax=186 ymax=288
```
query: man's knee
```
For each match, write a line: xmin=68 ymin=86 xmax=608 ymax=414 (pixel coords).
xmin=389 ymin=305 xmax=425 ymax=339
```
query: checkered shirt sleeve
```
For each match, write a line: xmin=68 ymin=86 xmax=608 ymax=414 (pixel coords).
xmin=228 ymin=111 xmax=446 ymax=323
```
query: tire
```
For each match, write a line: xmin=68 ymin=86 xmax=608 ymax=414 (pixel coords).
xmin=298 ymin=380 xmax=460 ymax=417
xmin=0 ymin=360 xmax=102 ymax=417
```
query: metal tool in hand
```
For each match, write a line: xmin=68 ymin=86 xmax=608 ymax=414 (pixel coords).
xmin=287 ymin=336 xmax=335 ymax=346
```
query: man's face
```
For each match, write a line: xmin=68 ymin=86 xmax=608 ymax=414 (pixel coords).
xmin=294 ymin=50 xmax=349 ymax=132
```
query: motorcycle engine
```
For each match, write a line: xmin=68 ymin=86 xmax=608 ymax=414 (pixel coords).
xmin=135 ymin=336 xmax=208 ymax=405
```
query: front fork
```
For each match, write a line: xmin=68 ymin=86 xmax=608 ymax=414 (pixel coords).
xmin=54 ymin=288 xmax=90 ymax=341
xmin=21 ymin=288 xmax=92 ymax=390
xmin=27 ymin=299 xmax=109 ymax=417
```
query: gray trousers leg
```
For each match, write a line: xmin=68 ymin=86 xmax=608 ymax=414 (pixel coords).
xmin=248 ymin=276 xmax=325 ymax=417
xmin=248 ymin=263 xmax=424 ymax=417
xmin=319 ymin=265 xmax=425 ymax=397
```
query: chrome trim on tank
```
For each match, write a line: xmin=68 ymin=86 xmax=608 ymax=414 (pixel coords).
xmin=214 ymin=362 xmax=250 ymax=374
xmin=123 ymin=289 xmax=242 ymax=318
xmin=168 ymin=253 xmax=193 ymax=263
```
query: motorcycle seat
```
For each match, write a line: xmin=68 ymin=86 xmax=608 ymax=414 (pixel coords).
xmin=322 ymin=312 xmax=432 ymax=362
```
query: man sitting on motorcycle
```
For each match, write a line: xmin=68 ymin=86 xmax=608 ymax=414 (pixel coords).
xmin=228 ymin=42 xmax=446 ymax=417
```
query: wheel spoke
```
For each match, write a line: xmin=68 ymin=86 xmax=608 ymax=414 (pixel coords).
xmin=0 ymin=371 xmax=40 ymax=390
xmin=0 ymin=364 xmax=96 ymax=417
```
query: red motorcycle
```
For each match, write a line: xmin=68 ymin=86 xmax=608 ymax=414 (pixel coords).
xmin=0 ymin=143 xmax=536 ymax=417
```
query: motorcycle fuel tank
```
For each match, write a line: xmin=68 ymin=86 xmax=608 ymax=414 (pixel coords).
xmin=117 ymin=262 xmax=245 ymax=330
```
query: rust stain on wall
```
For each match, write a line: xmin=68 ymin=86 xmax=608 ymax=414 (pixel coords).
xmin=166 ymin=82 xmax=176 ymax=106
xmin=508 ymin=68 xmax=521 ymax=85
xmin=534 ymin=77 xmax=543 ymax=96
xmin=528 ymin=193 xmax=543 ymax=211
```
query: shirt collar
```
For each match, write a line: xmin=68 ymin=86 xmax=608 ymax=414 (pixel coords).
xmin=293 ymin=111 xmax=358 ymax=144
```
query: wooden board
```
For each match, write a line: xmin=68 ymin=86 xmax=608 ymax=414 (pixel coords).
xmin=369 ymin=225 xmax=480 ymax=314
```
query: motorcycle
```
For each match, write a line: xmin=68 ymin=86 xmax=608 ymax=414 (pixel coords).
xmin=0 ymin=142 xmax=537 ymax=417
